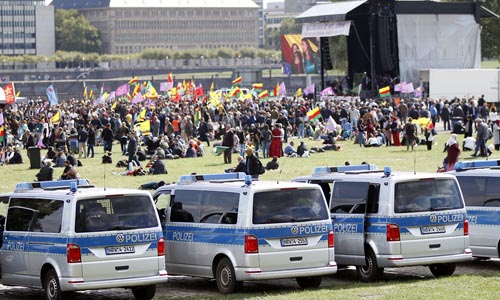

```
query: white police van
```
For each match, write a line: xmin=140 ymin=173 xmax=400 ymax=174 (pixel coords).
xmin=448 ymin=160 xmax=500 ymax=259
xmin=0 ymin=179 xmax=167 ymax=300
xmin=293 ymin=165 xmax=472 ymax=282
xmin=153 ymin=173 xmax=336 ymax=294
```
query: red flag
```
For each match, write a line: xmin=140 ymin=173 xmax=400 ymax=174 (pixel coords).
xmin=4 ymin=83 xmax=16 ymax=104
xmin=173 ymin=92 xmax=181 ymax=102
xmin=167 ymin=72 xmax=173 ymax=83
xmin=194 ymin=86 xmax=204 ymax=98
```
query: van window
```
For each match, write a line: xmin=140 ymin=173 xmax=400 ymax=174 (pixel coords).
xmin=170 ymin=190 xmax=202 ymax=222
xmin=455 ymin=176 xmax=486 ymax=206
xmin=253 ymin=188 xmax=329 ymax=224
xmin=76 ymin=195 xmax=158 ymax=233
xmin=170 ymin=190 xmax=239 ymax=224
xmin=200 ymin=191 xmax=239 ymax=224
xmin=484 ymin=177 xmax=500 ymax=207
xmin=6 ymin=198 xmax=64 ymax=233
xmin=330 ymin=182 xmax=370 ymax=214
xmin=394 ymin=179 xmax=463 ymax=213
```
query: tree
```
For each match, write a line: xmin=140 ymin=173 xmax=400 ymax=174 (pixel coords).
xmin=481 ymin=0 xmax=500 ymax=59
xmin=55 ymin=10 xmax=103 ymax=54
xmin=265 ymin=18 xmax=301 ymax=50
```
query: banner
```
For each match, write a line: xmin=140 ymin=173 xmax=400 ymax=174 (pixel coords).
xmin=281 ymin=34 xmax=321 ymax=75
xmin=3 ymin=83 xmax=15 ymax=104
xmin=302 ymin=21 xmax=351 ymax=38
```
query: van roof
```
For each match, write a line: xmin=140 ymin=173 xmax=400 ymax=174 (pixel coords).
xmin=157 ymin=179 xmax=319 ymax=193
xmin=294 ymin=170 xmax=457 ymax=182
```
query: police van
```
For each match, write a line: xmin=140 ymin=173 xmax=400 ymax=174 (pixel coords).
xmin=293 ymin=165 xmax=472 ymax=282
xmin=447 ymin=160 xmax=500 ymax=259
xmin=0 ymin=179 xmax=167 ymax=300
xmin=153 ymin=173 xmax=336 ymax=294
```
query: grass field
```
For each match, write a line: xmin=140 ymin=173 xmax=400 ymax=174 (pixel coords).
xmin=1 ymin=129 xmax=467 ymax=194
xmin=2 ymin=130 xmax=500 ymax=300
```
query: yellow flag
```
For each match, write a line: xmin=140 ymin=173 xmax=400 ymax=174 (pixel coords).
xmin=16 ymin=91 xmax=21 ymax=97
xmin=134 ymin=120 xmax=151 ymax=134
xmin=111 ymin=101 xmax=117 ymax=111
xmin=210 ymin=81 xmax=215 ymax=92
xmin=209 ymin=91 xmax=221 ymax=106
xmin=294 ymin=88 xmax=303 ymax=97
xmin=50 ymin=111 xmax=60 ymax=124
xmin=83 ymin=86 xmax=87 ymax=99
xmin=137 ymin=109 xmax=146 ymax=122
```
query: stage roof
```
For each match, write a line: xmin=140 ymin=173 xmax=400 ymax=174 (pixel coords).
xmin=296 ymin=1 xmax=498 ymax=24
xmin=295 ymin=0 xmax=367 ymax=23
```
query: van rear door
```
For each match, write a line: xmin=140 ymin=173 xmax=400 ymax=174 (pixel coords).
xmin=75 ymin=195 xmax=163 ymax=281
xmin=251 ymin=188 xmax=332 ymax=272
xmin=394 ymin=178 xmax=467 ymax=259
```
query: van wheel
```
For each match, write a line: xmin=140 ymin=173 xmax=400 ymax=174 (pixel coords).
xmin=429 ymin=263 xmax=456 ymax=277
xmin=215 ymin=257 xmax=241 ymax=294
xmin=356 ymin=250 xmax=384 ymax=282
xmin=131 ymin=285 xmax=156 ymax=300
xmin=44 ymin=269 xmax=62 ymax=300
xmin=296 ymin=276 xmax=322 ymax=289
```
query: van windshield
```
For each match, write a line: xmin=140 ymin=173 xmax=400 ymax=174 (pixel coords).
xmin=253 ymin=188 xmax=329 ymax=224
xmin=76 ymin=195 xmax=158 ymax=233
xmin=394 ymin=179 xmax=464 ymax=213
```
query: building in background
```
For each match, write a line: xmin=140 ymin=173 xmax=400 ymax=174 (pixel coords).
xmin=50 ymin=0 xmax=259 ymax=55
xmin=285 ymin=0 xmax=323 ymax=14
xmin=253 ymin=0 xmax=265 ymax=48
xmin=0 ymin=0 xmax=55 ymax=56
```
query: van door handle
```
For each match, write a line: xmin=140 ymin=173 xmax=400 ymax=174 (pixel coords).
xmin=429 ymin=244 xmax=441 ymax=249
xmin=290 ymin=256 xmax=302 ymax=262
xmin=115 ymin=266 xmax=129 ymax=271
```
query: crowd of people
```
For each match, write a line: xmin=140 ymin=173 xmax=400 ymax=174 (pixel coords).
xmin=0 ymin=88 xmax=496 ymax=179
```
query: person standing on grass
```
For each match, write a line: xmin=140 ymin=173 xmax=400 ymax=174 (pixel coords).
xmin=471 ymin=118 xmax=489 ymax=157
xmin=403 ymin=118 xmax=417 ymax=151
xmin=222 ymin=124 xmax=234 ymax=164
xmin=77 ymin=125 xmax=88 ymax=159
xmin=101 ymin=124 xmax=114 ymax=152
xmin=86 ymin=124 xmax=96 ymax=158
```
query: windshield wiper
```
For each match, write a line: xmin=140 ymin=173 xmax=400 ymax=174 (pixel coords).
xmin=430 ymin=207 xmax=454 ymax=211
xmin=291 ymin=217 xmax=314 ymax=222
xmin=109 ymin=225 xmax=139 ymax=230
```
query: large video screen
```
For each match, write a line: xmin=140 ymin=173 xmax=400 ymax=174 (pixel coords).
xmin=281 ymin=34 xmax=321 ymax=75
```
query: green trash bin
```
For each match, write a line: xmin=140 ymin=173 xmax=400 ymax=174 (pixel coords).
xmin=28 ymin=146 xmax=41 ymax=169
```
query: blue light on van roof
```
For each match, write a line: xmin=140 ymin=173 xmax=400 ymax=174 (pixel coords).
xmin=313 ymin=164 xmax=377 ymax=175
xmin=454 ymin=160 xmax=500 ymax=171
xmin=178 ymin=172 xmax=246 ymax=184
xmin=245 ymin=175 xmax=253 ymax=185
xmin=384 ymin=166 xmax=392 ymax=176
xmin=14 ymin=179 xmax=91 ymax=192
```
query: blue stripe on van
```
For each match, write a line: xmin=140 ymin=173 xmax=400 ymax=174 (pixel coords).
xmin=164 ymin=223 xmax=332 ymax=246
xmin=331 ymin=213 xmax=467 ymax=234
xmin=467 ymin=208 xmax=500 ymax=226
xmin=2 ymin=230 xmax=162 ymax=255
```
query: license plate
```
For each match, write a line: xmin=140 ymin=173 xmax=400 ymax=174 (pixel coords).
xmin=105 ymin=245 xmax=135 ymax=255
xmin=421 ymin=225 xmax=446 ymax=234
xmin=280 ymin=237 xmax=308 ymax=247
